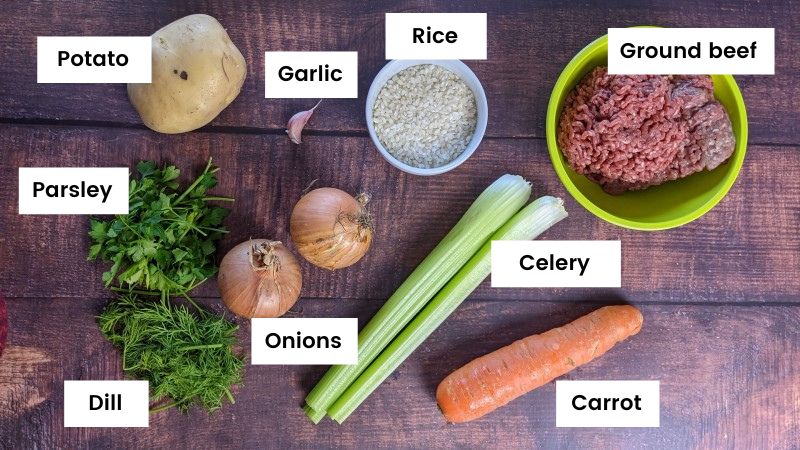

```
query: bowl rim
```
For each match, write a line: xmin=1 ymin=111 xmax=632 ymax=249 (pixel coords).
xmin=545 ymin=33 xmax=749 ymax=231
xmin=365 ymin=59 xmax=488 ymax=176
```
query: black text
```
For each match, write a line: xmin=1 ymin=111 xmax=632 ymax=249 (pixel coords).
xmin=412 ymin=26 xmax=457 ymax=44
xmin=572 ymin=394 xmax=642 ymax=411
xmin=278 ymin=65 xmax=342 ymax=82
xmin=58 ymin=50 xmax=128 ymax=67
xmin=265 ymin=331 xmax=341 ymax=349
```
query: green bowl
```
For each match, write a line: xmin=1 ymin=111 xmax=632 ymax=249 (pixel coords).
xmin=545 ymin=33 xmax=748 ymax=230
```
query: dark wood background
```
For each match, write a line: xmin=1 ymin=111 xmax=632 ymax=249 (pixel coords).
xmin=1 ymin=1 xmax=798 ymax=448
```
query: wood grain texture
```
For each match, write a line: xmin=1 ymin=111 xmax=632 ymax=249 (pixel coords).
xmin=2 ymin=297 xmax=798 ymax=449
xmin=0 ymin=0 xmax=797 ymax=144
xmin=0 ymin=0 xmax=798 ymax=448
xmin=0 ymin=125 xmax=797 ymax=303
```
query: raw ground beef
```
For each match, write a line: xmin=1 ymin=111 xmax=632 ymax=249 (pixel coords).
xmin=557 ymin=67 xmax=735 ymax=194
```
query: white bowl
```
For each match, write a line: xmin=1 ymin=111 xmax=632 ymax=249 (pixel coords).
xmin=365 ymin=60 xmax=488 ymax=176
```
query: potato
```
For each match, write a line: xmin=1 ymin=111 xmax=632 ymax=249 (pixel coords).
xmin=128 ymin=14 xmax=246 ymax=134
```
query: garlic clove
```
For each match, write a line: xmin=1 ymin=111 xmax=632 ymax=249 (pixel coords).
xmin=286 ymin=99 xmax=322 ymax=144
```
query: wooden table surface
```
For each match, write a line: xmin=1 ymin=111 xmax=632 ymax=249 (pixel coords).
xmin=1 ymin=1 xmax=798 ymax=448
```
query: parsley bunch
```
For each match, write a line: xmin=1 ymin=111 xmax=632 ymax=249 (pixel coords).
xmin=88 ymin=158 xmax=231 ymax=296
xmin=99 ymin=294 xmax=244 ymax=413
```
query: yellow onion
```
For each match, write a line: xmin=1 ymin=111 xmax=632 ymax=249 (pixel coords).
xmin=218 ymin=239 xmax=302 ymax=318
xmin=290 ymin=187 xmax=374 ymax=270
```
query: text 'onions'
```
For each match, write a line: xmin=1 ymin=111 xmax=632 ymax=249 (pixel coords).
xmin=290 ymin=188 xmax=374 ymax=270
xmin=218 ymin=240 xmax=302 ymax=318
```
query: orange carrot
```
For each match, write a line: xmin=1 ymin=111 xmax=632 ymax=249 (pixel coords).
xmin=436 ymin=305 xmax=643 ymax=423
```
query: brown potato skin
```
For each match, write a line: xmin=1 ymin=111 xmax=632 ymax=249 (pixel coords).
xmin=127 ymin=14 xmax=246 ymax=134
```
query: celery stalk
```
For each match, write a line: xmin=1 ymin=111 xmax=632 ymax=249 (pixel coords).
xmin=304 ymin=175 xmax=531 ymax=420
xmin=327 ymin=196 xmax=567 ymax=422
xmin=303 ymin=403 xmax=326 ymax=424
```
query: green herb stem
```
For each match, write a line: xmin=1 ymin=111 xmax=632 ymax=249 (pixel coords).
xmin=181 ymin=292 xmax=205 ymax=317
xmin=177 ymin=343 xmax=224 ymax=352
xmin=175 ymin=158 xmax=214 ymax=204
xmin=150 ymin=401 xmax=179 ymax=414
xmin=199 ymin=227 xmax=230 ymax=234
xmin=109 ymin=286 xmax=162 ymax=296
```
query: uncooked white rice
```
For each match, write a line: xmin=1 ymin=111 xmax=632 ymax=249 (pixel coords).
xmin=372 ymin=64 xmax=477 ymax=169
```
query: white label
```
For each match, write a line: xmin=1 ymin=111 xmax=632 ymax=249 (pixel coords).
xmin=608 ymin=28 xmax=774 ymax=74
xmin=18 ymin=168 xmax=129 ymax=215
xmin=264 ymin=51 xmax=358 ymax=98
xmin=64 ymin=380 xmax=149 ymax=427
xmin=37 ymin=36 xmax=151 ymax=83
xmin=556 ymin=380 xmax=660 ymax=427
xmin=491 ymin=240 xmax=621 ymax=288
xmin=251 ymin=318 xmax=358 ymax=365
xmin=385 ymin=13 xmax=487 ymax=60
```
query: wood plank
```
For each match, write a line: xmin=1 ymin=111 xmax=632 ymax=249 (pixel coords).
xmin=2 ymin=297 xmax=798 ymax=448
xmin=0 ymin=0 xmax=797 ymax=144
xmin=1 ymin=125 xmax=798 ymax=303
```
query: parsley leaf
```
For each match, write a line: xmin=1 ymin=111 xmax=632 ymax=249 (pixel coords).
xmin=88 ymin=158 xmax=233 ymax=295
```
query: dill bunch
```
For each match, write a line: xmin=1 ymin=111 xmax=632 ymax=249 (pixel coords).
xmin=98 ymin=294 xmax=244 ymax=414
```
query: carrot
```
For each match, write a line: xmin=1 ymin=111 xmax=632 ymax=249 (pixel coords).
xmin=436 ymin=305 xmax=643 ymax=423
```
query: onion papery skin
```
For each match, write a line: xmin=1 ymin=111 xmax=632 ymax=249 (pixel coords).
xmin=290 ymin=188 xmax=373 ymax=270
xmin=218 ymin=240 xmax=302 ymax=318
